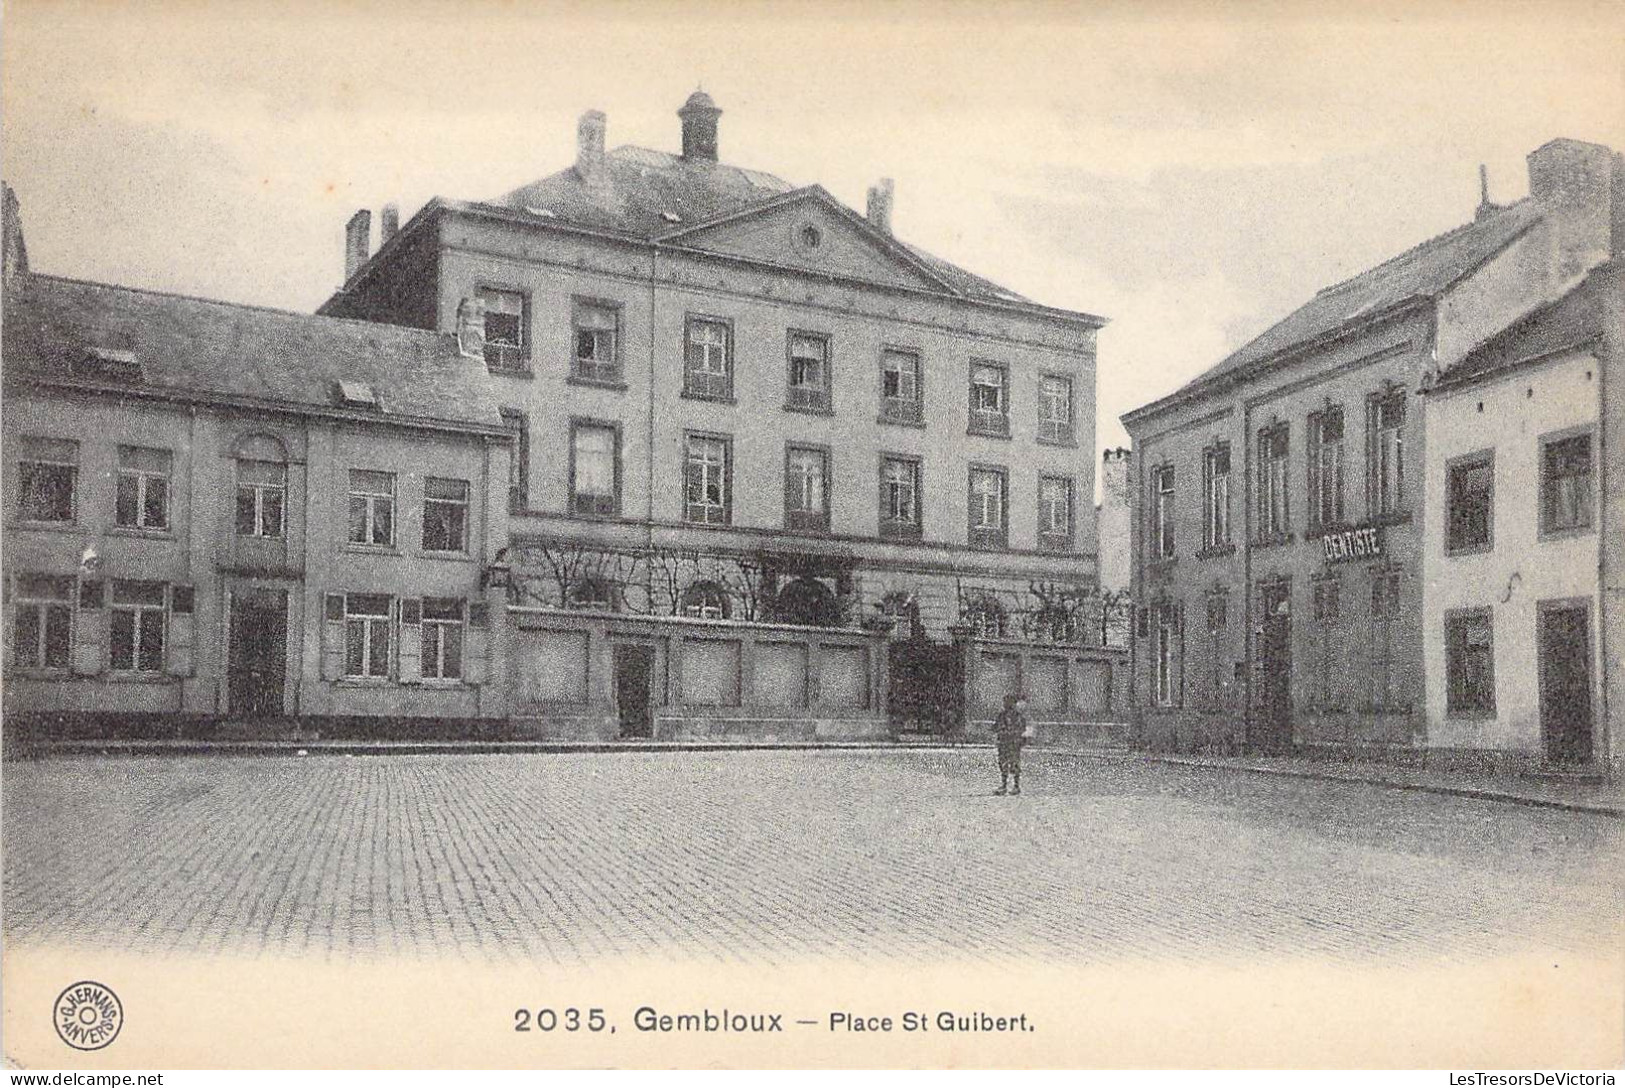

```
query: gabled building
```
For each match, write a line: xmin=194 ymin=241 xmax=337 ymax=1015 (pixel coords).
xmin=321 ymin=93 xmax=1118 ymax=740
xmin=1120 ymin=138 xmax=1621 ymax=761
xmin=2 ymin=189 xmax=516 ymax=736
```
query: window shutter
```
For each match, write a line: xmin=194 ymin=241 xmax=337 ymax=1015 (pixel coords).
xmin=398 ymin=598 xmax=422 ymax=684
xmin=1173 ymin=601 xmax=1186 ymax=707
xmin=72 ymin=580 xmax=106 ymax=676
xmin=321 ymin=593 xmax=346 ymax=680
xmin=166 ymin=583 xmax=196 ymax=676
xmin=2 ymin=575 xmax=12 ymax=663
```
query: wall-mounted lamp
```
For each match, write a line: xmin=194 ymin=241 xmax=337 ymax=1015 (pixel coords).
xmin=481 ymin=547 xmax=513 ymax=591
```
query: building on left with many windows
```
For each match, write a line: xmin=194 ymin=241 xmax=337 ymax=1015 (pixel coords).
xmin=2 ymin=187 xmax=516 ymax=738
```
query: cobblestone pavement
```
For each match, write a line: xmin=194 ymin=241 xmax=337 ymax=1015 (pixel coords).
xmin=3 ymin=749 xmax=1620 ymax=966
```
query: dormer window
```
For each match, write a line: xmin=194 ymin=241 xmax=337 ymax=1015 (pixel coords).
xmin=72 ymin=348 xmax=142 ymax=383
xmin=335 ymin=380 xmax=380 ymax=410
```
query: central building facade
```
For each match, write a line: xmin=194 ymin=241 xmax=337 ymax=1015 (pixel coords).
xmin=322 ymin=94 xmax=1109 ymax=739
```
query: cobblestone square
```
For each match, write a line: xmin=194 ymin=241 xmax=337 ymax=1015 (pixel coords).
xmin=3 ymin=749 xmax=1620 ymax=966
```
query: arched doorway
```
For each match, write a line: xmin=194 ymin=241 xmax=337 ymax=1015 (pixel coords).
xmin=775 ymin=577 xmax=840 ymax=627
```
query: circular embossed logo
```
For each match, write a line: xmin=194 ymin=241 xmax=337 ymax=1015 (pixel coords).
xmin=54 ymin=981 xmax=122 ymax=1051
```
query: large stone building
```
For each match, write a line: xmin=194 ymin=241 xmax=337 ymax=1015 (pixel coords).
xmin=1121 ymin=138 xmax=1621 ymax=761
xmin=320 ymin=94 xmax=1119 ymax=739
xmin=2 ymin=190 xmax=516 ymax=735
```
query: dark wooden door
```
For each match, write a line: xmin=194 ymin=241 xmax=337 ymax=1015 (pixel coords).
xmin=614 ymin=645 xmax=654 ymax=738
xmin=228 ymin=590 xmax=287 ymax=717
xmin=1255 ymin=588 xmax=1292 ymax=753
xmin=887 ymin=639 xmax=964 ymax=734
xmin=1540 ymin=606 xmax=1593 ymax=764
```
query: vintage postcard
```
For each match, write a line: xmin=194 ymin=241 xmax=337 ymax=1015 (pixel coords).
xmin=1 ymin=0 xmax=1622 ymax=1072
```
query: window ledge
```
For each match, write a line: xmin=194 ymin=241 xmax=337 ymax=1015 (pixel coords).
xmin=1036 ymin=436 xmax=1079 ymax=449
xmin=567 ymin=509 xmax=625 ymax=523
xmin=879 ymin=525 xmax=923 ymax=542
xmin=8 ymin=520 xmax=81 ymax=534
xmin=103 ymin=672 xmax=177 ymax=684
xmin=1369 ymin=510 xmax=1412 ymax=528
xmin=877 ymin=414 xmax=927 ymax=429
xmin=1445 ymin=708 xmax=1497 ymax=721
xmin=567 ymin=374 xmax=628 ymax=392
xmin=1445 ymin=542 xmax=1495 ymax=559
xmin=417 ymin=549 xmax=475 ymax=563
xmin=9 ymin=668 xmax=72 ymax=681
xmin=108 ymin=527 xmax=175 ymax=540
xmin=966 ymin=426 xmax=1013 ymax=441
xmin=334 ymin=677 xmax=393 ymax=687
xmin=1038 ymin=536 xmax=1075 ymax=553
xmin=1253 ymin=533 xmax=1295 ymax=550
xmin=784 ymin=402 xmax=835 ymax=417
xmin=342 ymin=544 xmax=401 ymax=556
xmin=681 ymin=390 xmax=736 ymax=405
xmin=1196 ymin=544 xmax=1237 ymax=560
xmin=1538 ymin=524 xmax=1595 ymax=542
xmin=486 ymin=365 xmax=535 ymax=379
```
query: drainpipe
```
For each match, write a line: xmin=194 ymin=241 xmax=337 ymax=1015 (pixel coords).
xmin=1241 ymin=398 xmax=1254 ymax=750
xmin=1595 ymin=283 xmax=1613 ymax=777
xmin=646 ymin=246 xmax=659 ymax=544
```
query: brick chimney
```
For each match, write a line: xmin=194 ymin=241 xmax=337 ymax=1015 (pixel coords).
xmin=678 ymin=90 xmax=721 ymax=163
xmin=344 ymin=209 xmax=371 ymax=282
xmin=1527 ymin=137 xmax=1616 ymax=278
xmin=867 ymin=178 xmax=895 ymax=234
xmin=3 ymin=183 xmax=28 ymax=284
xmin=380 ymin=203 xmax=400 ymax=243
xmin=576 ymin=110 xmax=607 ymax=180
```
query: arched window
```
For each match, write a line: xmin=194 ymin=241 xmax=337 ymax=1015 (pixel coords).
xmin=962 ymin=593 xmax=1007 ymax=639
xmin=776 ymin=577 xmax=840 ymax=627
xmin=680 ymin=580 xmax=732 ymax=620
xmin=233 ymin=433 xmax=289 ymax=539
xmin=569 ymin=577 xmax=618 ymax=612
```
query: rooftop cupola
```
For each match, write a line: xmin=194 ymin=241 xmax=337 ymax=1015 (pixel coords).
xmin=678 ymin=90 xmax=721 ymax=163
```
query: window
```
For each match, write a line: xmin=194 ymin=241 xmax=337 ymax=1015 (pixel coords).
xmin=963 ymin=593 xmax=1007 ymax=639
xmin=1311 ymin=577 xmax=1340 ymax=707
xmin=114 ymin=445 xmax=170 ymax=530
xmin=347 ymin=470 xmax=395 ymax=546
xmin=681 ymin=581 xmax=731 ymax=620
xmin=787 ymin=332 xmax=831 ymax=412
xmin=1038 ymin=375 xmax=1074 ymax=444
xmin=1202 ymin=443 xmax=1231 ymax=549
xmin=1542 ymin=433 xmax=1592 ymax=533
xmin=1445 ymin=609 xmax=1495 ymax=716
xmin=343 ymin=593 xmax=392 ymax=678
xmin=236 ymin=459 xmax=285 ymax=537
xmin=17 ymin=437 xmax=76 ymax=523
xmin=880 ymin=349 xmax=923 ymax=423
xmin=784 ymin=445 xmax=829 ymax=532
xmin=1370 ymin=569 xmax=1403 ymax=709
xmin=422 ymin=477 xmax=469 ymax=552
xmin=12 ymin=574 xmax=72 ymax=670
xmin=1367 ymin=390 xmax=1406 ymax=518
xmin=572 ymin=299 xmax=621 ymax=383
xmin=420 ymin=598 xmax=464 ymax=681
xmin=1446 ymin=453 xmax=1494 ymax=554
xmin=880 ymin=456 xmax=921 ymax=540
xmin=1307 ymin=407 xmax=1345 ymax=530
xmin=478 ymin=287 xmax=527 ymax=370
xmin=1258 ymin=423 xmax=1290 ymax=539
xmin=501 ymin=408 xmax=529 ymax=514
xmin=684 ymin=317 xmax=732 ymax=399
xmin=1039 ymin=475 xmax=1073 ymax=548
xmin=684 ymin=433 xmax=730 ymax=525
xmin=1152 ymin=600 xmax=1182 ymax=707
xmin=569 ymin=578 xmax=617 ymax=612
xmin=968 ymin=362 xmax=1009 ymax=436
xmin=570 ymin=422 xmax=619 ymax=517
xmin=1150 ymin=464 xmax=1175 ymax=560
xmin=968 ymin=466 xmax=1008 ymax=548
xmin=109 ymin=580 xmax=166 ymax=673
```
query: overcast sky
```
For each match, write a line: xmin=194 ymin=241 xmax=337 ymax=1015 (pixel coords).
xmin=3 ymin=0 xmax=1621 ymax=454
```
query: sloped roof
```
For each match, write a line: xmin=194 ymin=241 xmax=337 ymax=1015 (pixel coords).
xmin=1128 ymin=198 xmax=1548 ymax=419
xmin=487 ymin=145 xmax=1032 ymax=305
xmin=1431 ymin=265 xmax=1608 ymax=390
xmin=3 ymin=273 xmax=510 ymax=433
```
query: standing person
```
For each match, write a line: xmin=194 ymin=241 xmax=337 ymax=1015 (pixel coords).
xmin=993 ymin=693 xmax=1032 ymax=796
